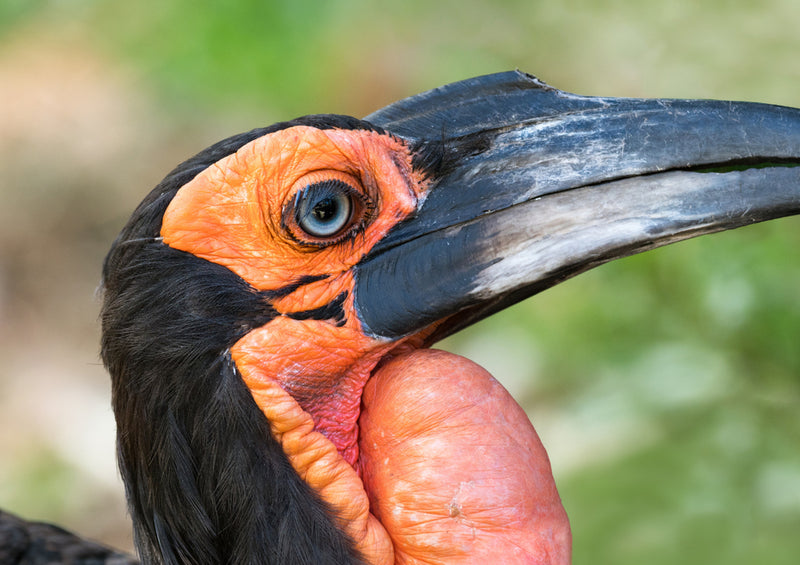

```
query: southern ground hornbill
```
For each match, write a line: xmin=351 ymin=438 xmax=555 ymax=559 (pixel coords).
xmin=3 ymin=71 xmax=799 ymax=564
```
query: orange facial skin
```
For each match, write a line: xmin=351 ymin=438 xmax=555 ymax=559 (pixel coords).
xmin=162 ymin=126 xmax=422 ymax=293
xmin=160 ymin=125 xmax=569 ymax=563
xmin=233 ymin=330 xmax=395 ymax=565
xmin=162 ymin=126 xmax=426 ymax=466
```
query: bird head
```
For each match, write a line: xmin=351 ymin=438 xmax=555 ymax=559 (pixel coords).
xmin=101 ymin=72 xmax=800 ymax=564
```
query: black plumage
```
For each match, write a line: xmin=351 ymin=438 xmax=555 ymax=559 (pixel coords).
xmin=0 ymin=510 xmax=137 ymax=565
xmin=100 ymin=115 xmax=383 ymax=565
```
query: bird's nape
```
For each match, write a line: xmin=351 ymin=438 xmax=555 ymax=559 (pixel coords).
xmin=97 ymin=71 xmax=800 ymax=564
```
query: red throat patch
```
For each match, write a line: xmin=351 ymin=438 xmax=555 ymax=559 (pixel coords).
xmin=159 ymin=124 xmax=570 ymax=562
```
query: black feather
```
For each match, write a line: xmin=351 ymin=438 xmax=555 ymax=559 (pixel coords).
xmin=286 ymin=291 xmax=348 ymax=325
xmin=101 ymin=115 xmax=380 ymax=564
xmin=0 ymin=510 xmax=138 ymax=565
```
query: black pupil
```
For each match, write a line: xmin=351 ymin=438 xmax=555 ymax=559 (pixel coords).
xmin=313 ymin=198 xmax=338 ymax=222
xmin=294 ymin=179 xmax=355 ymax=238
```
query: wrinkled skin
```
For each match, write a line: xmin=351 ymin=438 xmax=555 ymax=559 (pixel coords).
xmin=161 ymin=124 xmax=572 ymax=562
xmin=240 ymin=345 xmax=571 ymax=563
xmin=359 ymin=349 xmax=571 ymax=564
xmin=105 ymin=72 xmax=800 ymax=564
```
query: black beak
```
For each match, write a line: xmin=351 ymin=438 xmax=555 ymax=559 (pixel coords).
xmin=353 ymin=71 xmax=800 ymax=341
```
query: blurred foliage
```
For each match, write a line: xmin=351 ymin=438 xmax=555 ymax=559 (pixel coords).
xmin=0 ymin=0 xmax=42 ymax=36
xmin=1 ymin=0 xmax=798 ymax=563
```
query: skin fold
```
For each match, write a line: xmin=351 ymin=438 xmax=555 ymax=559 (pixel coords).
xmin=359 ymin=349 xmax=571 ymax=564
xmin=161 ymin=124 xmax=572 ymax=562
xmin=236 ymin=340 xmax=570 ymax=563
xmin=100 ymin=72 xmax=800 ymax=565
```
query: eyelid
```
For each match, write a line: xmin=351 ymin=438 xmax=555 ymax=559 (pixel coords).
xmin=292 ymin=169 xmax=363 ymax=195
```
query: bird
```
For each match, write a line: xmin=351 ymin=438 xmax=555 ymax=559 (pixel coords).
xmin=4 ymin=70 xmax=799 ymax=564
xmin=0 ymin=509 xmax=138 ymax=565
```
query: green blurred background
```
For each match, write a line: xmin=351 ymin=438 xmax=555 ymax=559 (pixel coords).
xmin=0 ymin=1 xmax=798 ymax=563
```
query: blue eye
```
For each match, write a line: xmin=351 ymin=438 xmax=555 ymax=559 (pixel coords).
xmin=295 ymin=180 xmax=355 ymax=238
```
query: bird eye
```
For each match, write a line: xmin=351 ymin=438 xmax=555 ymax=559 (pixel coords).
xmin=294 ymin=180 xmax=357 ymax=239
